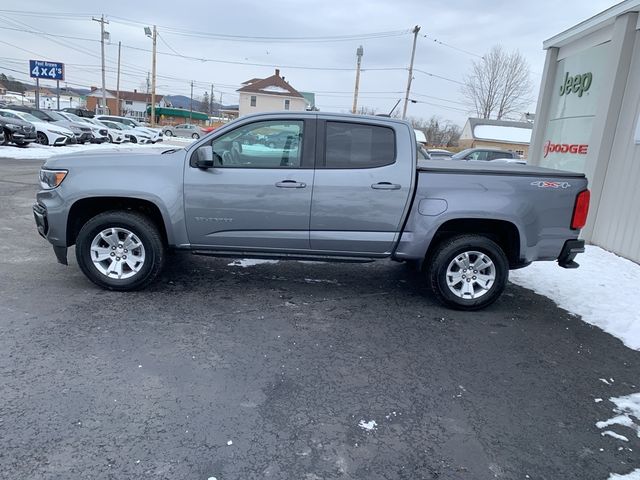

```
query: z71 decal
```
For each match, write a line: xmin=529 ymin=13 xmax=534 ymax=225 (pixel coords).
xmin=530 ymin=181 xmax=571 ymax=189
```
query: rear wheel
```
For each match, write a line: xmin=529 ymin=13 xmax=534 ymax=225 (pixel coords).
xmin=427 ymin=234 xmax=508 ymax=310
xmin=164 ymin=130 xmax=172 ymax=136
xmin=191 ymin=133 xmax=200 ymax=139
xmin=75 ymin=211 xmax=165 ymax=291
xmin=36 ymin=132 xmax=49 ymax=145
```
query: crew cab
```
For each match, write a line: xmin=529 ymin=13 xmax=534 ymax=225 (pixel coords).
xmin=33 ymin=112 xmax=589 ymax=310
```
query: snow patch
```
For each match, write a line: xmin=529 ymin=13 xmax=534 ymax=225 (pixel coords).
xmin=510 ymin=246 xmax=640 ymax=351
xmin=227 ymin=259 xmax=279 ymax=268
xmin=358 ymin=419 xmax=377 ymax=431
xmin=601 ymin=430 xmax=629 ymax=442
xmin=609 ymin=469 xmax=640 ymax=479
xmin=0 ymin=142 xmax=172 ymax=160
xmin=597 ymin=392 xmax=640 ymax=441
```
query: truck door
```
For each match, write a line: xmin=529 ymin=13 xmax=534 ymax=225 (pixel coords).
xmin=310 ymin=119 xmax=414 ymax=255
xmin=183 ymin=117 xmax=315 ymax=250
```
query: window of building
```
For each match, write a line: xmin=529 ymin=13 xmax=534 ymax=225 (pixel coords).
xmin=323 ymin=121 xmax=395 ymax=169
xmin=515 ymin=150 xmax=524 ymax=156
xmin=284 ymin=99 xmax=290 ymax=110
xmin=250 ymin=95 xmax=257 ymax=107
xmin=208 ymin=120 xmax=304 ymax=168
xmin=125 ymin=100 xmax=133 ymax=105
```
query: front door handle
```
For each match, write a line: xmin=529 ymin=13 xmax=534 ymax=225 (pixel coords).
xmin=276 ymin=180 xmax=307 ymax=188
xmin=371 ymin=182 xmax=401 ymax=190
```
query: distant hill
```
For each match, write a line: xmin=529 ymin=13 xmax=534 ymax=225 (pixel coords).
xmin=164 ymin=94 xmax=223 ymax=113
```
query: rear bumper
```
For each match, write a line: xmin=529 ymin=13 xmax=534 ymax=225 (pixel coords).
xmin=558 ymin=239 xmax=585 ymax=269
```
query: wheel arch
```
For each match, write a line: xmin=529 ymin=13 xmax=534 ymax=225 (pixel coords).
xmin=421 ymin=218 xmax=524 ymax=270
xmin=66 ymin=196 xmax=170 ymax=247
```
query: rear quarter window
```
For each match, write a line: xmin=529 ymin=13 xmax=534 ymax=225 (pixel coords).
xmin=324 ymin=121 xmax=395 ymax=169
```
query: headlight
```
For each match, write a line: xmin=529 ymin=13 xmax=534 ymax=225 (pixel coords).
xmin=39 ymin=169 xmax=68 ymax=190
xmin=70 ymin=126 xmax=82 ymax=134
xmin=6 ymin=124 xmax=22 ymax=131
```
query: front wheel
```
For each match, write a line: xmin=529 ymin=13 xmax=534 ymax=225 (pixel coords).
xmin=75 ymin=211 xmax=165 ymax=291
xmin=36 ymin=132 xmax=49 ymax=145
xmin=191 ymin=133 xmax=200 ymax=139
xmin=427 ymin=234 xmax=508 ymax=310
xmin=164 ymin=130 xmax=172 ymax=137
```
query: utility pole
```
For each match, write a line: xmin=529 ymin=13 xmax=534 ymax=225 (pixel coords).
xmin=150 ymin=25 xmax=157 ymax=127
xmin=189 ymin=80 xmax=194 ymax=123
xmin=210 ymin=83 xmax=214 ymax=121
xmin=116 ymin=41 xmax=121 ymax=116
xmin=351 ymin=45 xmax=364 ymax=114
xmin=402 ymin=25 xmax=420 ymax=120
xmin=92 ymin=15 xmax=109 ymax=114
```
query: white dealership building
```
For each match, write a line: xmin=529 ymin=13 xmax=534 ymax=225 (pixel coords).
xmin=530 ymin=0 xmax=640 ymax=262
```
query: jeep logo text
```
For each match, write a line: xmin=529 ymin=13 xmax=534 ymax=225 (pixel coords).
xmin=559 ymin=71 xmax=592 ymax=97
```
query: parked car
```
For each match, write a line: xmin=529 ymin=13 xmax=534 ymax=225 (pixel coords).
xmin=98 ymin=120 xmax=152 ymax=144
xmin=0 ymin=109 xmax=74 ymax=146
xmin=0 ymin=114 xmax=36 ymax=147
xmin=451 ymin=148 xmax=520 ymax=161
xmin=33 ymin=112 xmax=590 ymax=310
xmin=61 ymin=107 xmax=94 ymax=118
xmin=81 ymin=118 xmax=127 ymax=143
xmin=488 ymin=158 xmax=527 ymax=165
xmin=427 ymin=148 xmax=454 ymax=159
xmin=57 ymin=112 xmax=108 ymax=144
xmin=6 ymin=106 xmax=92 ymax=144
xmin=163 ymin=124 xmax=206 ymax=139
xmin=95 ymin=115 xmax=163 ymax=143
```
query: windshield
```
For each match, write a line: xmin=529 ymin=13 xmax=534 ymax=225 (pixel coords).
xmin=46 ymin=111 xmax=66 ymax=121
xmin=451 ymin=148 xmax=472 ymax=159
xmin=8 ymin=111 xmax=40 ymax=123
xmin=63 ymin=112 xmax=84 ymax=123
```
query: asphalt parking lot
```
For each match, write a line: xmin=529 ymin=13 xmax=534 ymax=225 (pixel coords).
xmin=1 ymin=156 xmax=639 ymax=480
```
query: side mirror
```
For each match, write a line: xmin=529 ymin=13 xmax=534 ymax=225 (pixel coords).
xmin=194 ymin=146 xmax=214 ymax=169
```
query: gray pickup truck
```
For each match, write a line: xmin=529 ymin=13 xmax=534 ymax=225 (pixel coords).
xmin=33 ymin=112 xmax=590 ymax=310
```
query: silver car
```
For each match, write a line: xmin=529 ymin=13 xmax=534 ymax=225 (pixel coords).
xmin=163 ymin=123 xmax=206 ymax=139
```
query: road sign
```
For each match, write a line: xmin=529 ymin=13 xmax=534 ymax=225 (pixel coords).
xmin=29 ymin=60 xmax=64 ymax=81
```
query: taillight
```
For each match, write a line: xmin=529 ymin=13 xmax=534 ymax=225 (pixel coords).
xmin=571 ymin=189 xmax=590 ymax=230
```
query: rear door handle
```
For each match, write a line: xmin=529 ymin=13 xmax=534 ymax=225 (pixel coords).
xmin=371 ymin=182 xmax=401 ymax=190
xmin=276 ymin=180 xmax=307 ymax=188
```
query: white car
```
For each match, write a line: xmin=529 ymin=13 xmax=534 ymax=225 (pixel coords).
xmin=57 ymin=112 xmax=109 ymax=144
xmin=98 ymin=120 xmax=152 ymax=144
xmin=0 ymin=109 xmax=74 ymax=146
xmin=96 ymin=115 xmax=163 ymax=143
xmin=77 ymin=118 xmax=127 ymax=144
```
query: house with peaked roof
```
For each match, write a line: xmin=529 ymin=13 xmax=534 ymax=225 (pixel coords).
xmin=459 ymin=118 xmax=533 ymax=158
xmin=85 ymin=88 xmax=167 ymax=118
xmin=237 ymin=69 xmax=308 ymax=117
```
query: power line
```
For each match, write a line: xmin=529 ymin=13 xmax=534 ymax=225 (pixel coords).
xmin=422 ymin=34 xmax=485 ymax=59
xmin=413 ymin=68 xmax=465 ymax=85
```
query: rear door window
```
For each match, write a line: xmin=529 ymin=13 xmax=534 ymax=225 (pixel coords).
xmin=323 ymin=121 xmax=395 ymax=168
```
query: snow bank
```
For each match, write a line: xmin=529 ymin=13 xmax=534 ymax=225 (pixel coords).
xmin=510 ymin=246 xmax=640 ymax=351
xmin=227 ymin=259 xmax=279 ymax=268
xmin=0 ymin=139 xmax=188 ymax=161
xmin=609 ymin=471 xmax=640 ymax=480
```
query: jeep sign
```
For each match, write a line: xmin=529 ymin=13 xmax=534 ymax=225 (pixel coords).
xmin=559 ymin=71 xmax=592 ymax=97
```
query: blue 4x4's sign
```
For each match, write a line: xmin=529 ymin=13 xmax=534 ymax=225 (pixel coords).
xmin=29 ymin=60 xmax=64 ymax=81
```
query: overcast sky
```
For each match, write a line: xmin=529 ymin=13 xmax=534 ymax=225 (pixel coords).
xmin=0 ymin=0 xmax=621 ymax=125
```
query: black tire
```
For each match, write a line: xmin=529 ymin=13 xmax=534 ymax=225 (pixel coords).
xmin=427 ymin=234 xmax=508 ymax=311
xmin=192 ymin=133 xmax=200 ymax=139
xmin=164 ymin=130 xmax=172 ymax=136
xmin=108 ymin=134 xmax=114 ymax=143
xmin=75 ymin=210 xmax=165 ymax=291
xmin=2 ymin=130 xmax=11 ymax=146
xmin=36 ymin=132 xmax=49 ymax=145
xmin=130 ymin=136 xmax=138 ymax=144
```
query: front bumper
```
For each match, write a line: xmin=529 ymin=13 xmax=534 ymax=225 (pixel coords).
xmin=558 ymin=239 xmax=585 ymax=269
xmin=33 ymin=202 xmax=67 ymax=265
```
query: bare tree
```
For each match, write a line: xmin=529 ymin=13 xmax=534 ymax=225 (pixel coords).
xmin=462 ymin=45 xmax=532 ymax=120
xmin=410 ymin=116 xmax=461 ymax=147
